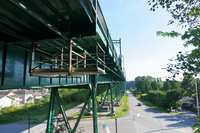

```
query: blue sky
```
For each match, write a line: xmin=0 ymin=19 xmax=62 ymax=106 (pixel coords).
xmin=99 ymin=0 xmax=194 ymax=81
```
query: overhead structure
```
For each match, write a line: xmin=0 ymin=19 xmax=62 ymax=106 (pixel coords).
xmin=0 ymin=0 xmax=126 ymax=133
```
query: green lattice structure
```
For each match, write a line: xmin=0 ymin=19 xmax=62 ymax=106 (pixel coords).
xmin=0 ymin=0 xmax=126 ymax=132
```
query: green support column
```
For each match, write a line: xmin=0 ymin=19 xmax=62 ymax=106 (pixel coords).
xmin=87 ymin=96 xmax=91 ymax=114
xmin=107 ymin=86 xmax=110 ymax=101
xmin=101 ymin=86 xmax=103 ymax=102
xmin=116 ymin=82 xmax=119 ymax=105
xmin=110 ymin=83 xmax=114 ymax=114
xmin=91 ymin=75 xmax=98 ymax=133
xmin=46 ymin=88 xmax=56 ymax=133
xmin=119 ymin=82 xmax=121 ymax=102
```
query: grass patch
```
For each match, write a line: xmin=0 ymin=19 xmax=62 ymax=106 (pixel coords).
xmin=169 ymin=111 xmax=185 ymax=114
xmin=111 ymin=93 xmax=129 ymax=118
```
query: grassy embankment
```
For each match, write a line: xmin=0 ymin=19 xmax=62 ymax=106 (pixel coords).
xmin=0 ymin=89 xmax=87 ymax=124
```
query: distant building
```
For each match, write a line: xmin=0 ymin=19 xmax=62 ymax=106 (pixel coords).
xmin=0 ymin=90 xmax=21 ymax=108
xmin=33 ymin=92 xmax=43 ymax=102
xmin=13 ymin=90 xmax=34 ymax=104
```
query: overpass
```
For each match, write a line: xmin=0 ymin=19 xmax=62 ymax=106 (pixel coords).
xmin=0 ymin=0 xmax=126 ymax=132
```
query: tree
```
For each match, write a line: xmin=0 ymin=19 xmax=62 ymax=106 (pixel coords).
xmin=151 ymin=79 xmax=158 ymax=90
xmin=126 ymin=81 xmax=136 ymax=90
xmin=148 ymin=1 xmax=200 ymax=131
xmin=164 ymin=89 xmax=185 ymax=109
xmin=135 ymin=76 xmax=153 ymax=93
xmin=135 ymin=76 xmax=142 ymax=92
xmin=181 ymin=73 xmax=195 ymax=90
xmin=169 ymin=79 xmax=181 ymax=89
xmin=148 ymin=0 xmax=200 ymax=77
xmin=162 ymin=79 xmax=171 ymax=91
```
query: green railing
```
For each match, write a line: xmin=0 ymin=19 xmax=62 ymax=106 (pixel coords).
xmin=96 ymin=1 xmax=120 ymax=69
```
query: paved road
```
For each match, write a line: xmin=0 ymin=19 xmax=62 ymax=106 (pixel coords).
xmin=75 ymin=91 xmax=197 ymax=133
xmin=0 ymin=92 xmax=197 ymax=133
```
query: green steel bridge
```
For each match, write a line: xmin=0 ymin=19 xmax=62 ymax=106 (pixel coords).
xmin=0 ymin=0 xmax=126 ymax=132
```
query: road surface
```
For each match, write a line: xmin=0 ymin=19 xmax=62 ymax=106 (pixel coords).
xmin=75 ymin=91 xmax=197 ymax=133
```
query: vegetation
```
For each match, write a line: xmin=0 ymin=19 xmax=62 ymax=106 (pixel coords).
xmin=132 ymin=89 xmax=184 ymax=110
xmin=148 ymin=1 xmax=200 ymax=131
xmin=133 ymin=75 xmax=199 ymax=97
xmin=126 ymin=81 xmax=136 ymax=90
xmin=111 ymin=93 xmax=129 ymax=118
xmin=139 ymin=94 xmax=167 ymax=113
xmin=148 ymin=0 xmax=200 ymax=77
xmin=0 ymin=89 xmax=88 ymax=124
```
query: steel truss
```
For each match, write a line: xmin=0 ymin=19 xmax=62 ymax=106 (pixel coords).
xmin=46 ymin=76 xmax=125 ymax=133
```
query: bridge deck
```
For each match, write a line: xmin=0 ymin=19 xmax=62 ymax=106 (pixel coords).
xmin=0 ymin=0 xmax=125 ymax=89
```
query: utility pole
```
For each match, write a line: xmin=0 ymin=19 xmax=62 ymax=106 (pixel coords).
xmin=195 ymin=78 xmax=199 ymax=117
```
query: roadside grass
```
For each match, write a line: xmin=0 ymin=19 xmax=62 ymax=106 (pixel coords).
xmin=111 ymin=93 xmax=129 ymax=118
xmin=169 ymin=111 xmax=185 ymax=114
xmin=0 ymin=89 xmax=87 ymax=124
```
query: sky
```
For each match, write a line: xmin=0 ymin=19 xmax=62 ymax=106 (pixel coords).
xmin=99 ymin=0 xmax=194 ymax=81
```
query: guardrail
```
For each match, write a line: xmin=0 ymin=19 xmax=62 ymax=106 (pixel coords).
xmin=96 ymin=1 xmax=120 ymax=69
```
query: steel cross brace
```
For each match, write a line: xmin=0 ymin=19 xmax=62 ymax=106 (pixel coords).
xmin=46 ymin=88 xmax=91 ymax=133
xmin=96 ymin=86 xmax=110 ymax=112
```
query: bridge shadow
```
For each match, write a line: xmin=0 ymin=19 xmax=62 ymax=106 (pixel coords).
xmin=136 ymin=100 xmax=197 ymax=129
xmin=143 ymin=128 xmax=185 ymax=133
xmin=152 ymin=113 xmax=197 ymax=128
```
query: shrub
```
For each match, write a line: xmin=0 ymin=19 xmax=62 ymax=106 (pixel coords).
xmin=165 ymin=89 xmax=184 ymax=109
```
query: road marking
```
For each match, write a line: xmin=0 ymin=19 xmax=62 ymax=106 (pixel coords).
xmin=167 ymin=125 xmax=188 ymax=133
xmin=133 ymin=113 xmax=144 ymax=117
xmin=177 ymin=129 xmax=188 ymax=133
xmin=106 ymin=127 xmax=111 ymax=133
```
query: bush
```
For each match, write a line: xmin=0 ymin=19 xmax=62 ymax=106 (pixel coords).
xmin=140 ymin=89 xmax=184 ymax=110
xmin=165 ymin=89 xmax=184 ymax=109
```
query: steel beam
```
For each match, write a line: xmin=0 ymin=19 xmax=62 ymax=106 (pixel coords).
xmin=10 ymin=0 xmax=69 ymax=40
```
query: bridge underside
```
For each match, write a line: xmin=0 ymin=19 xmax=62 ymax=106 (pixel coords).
xmin=0 ymin=0 xmax=126 ymax=133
